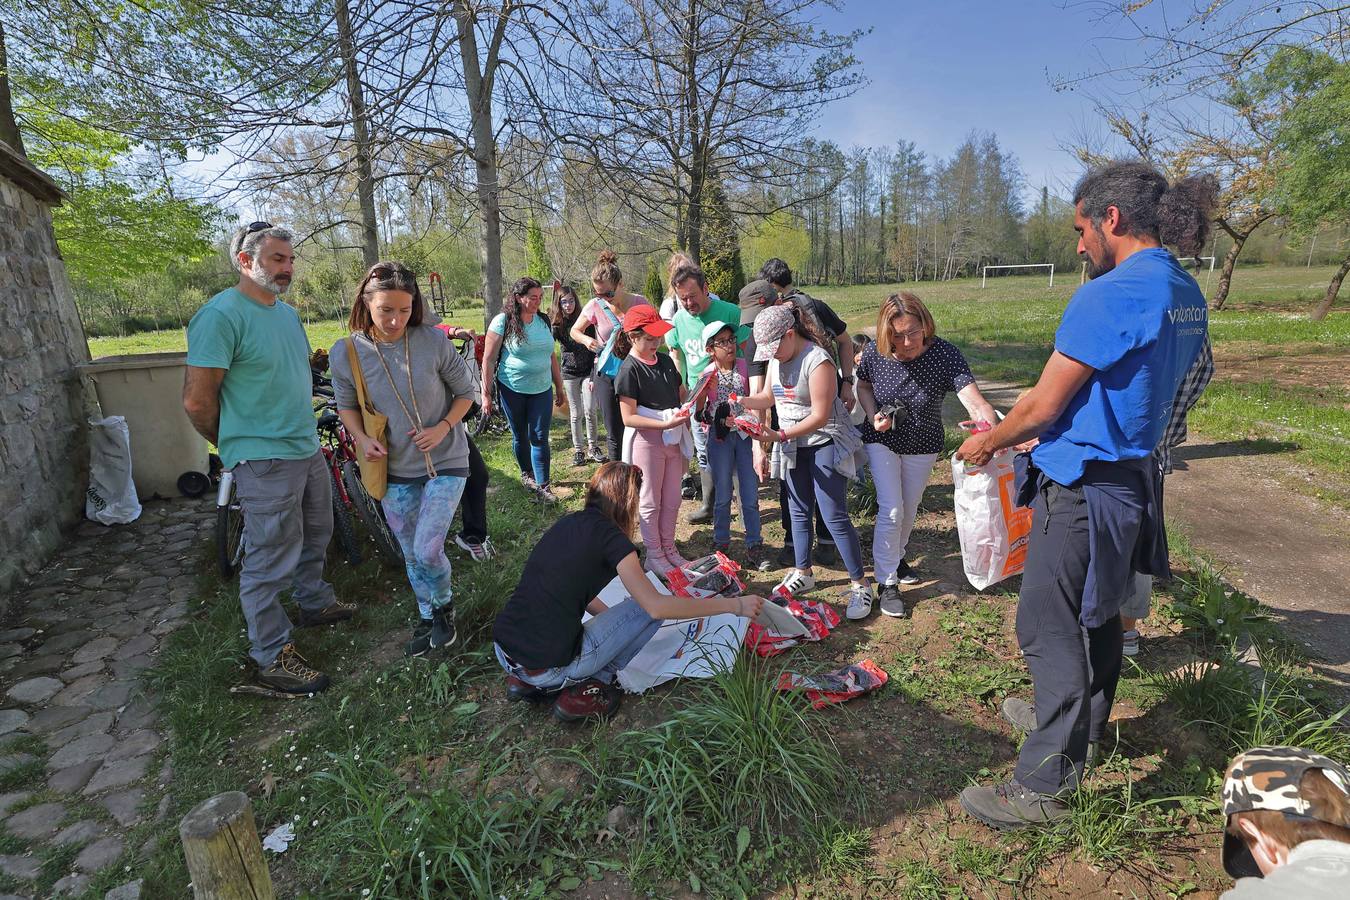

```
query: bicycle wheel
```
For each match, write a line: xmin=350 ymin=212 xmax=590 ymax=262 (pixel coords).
xmin=215 ymin=474 xmax=245 ymax=580
xmin=341 ymin=459 xmax=405 ymax=565
xmin=329 ymin=465 xmax=363 ymax=566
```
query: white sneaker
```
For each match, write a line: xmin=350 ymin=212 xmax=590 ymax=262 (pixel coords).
xmin=775 ymin=569 xmax=816 ymax=596
xmin=455 ymin=534 xmax=496 ymax=561
xmin=845 ymin=584 xmax=874 ymax=620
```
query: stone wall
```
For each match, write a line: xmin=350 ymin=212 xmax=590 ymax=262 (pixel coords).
xmin=0 ymin=169 xmax=89 ymax=595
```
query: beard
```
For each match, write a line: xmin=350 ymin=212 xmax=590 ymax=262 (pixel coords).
xmin=247 ymin=266 xmax=291 ymax=295
xmin=1084 ymin=223 xmax=1114 ymax=280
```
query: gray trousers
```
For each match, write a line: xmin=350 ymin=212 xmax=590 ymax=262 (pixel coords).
xmin=1013 ymin=481 xmax=1123 ymax=795
xmin=562 ymin=375 xmax=599 ymax=451
xmin=234 ymin=452 xmax=336 ymax=666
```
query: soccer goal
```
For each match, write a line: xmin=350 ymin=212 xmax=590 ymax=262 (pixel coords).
xmin=981 ymin=263 xmax=1054 ymax=288
xmin=1177 ymin=256 xmax=1217 ymax=293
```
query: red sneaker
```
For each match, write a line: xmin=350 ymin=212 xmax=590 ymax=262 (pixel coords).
xmin=551 ymin=679 xmax=621 ymax=723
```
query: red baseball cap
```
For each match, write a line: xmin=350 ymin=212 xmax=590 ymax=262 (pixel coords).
xmin=622 ymin=304 xmax=673 ymax=337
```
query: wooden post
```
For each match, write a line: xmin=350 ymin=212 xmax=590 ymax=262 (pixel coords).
xmin=179 ymin=791 xmax=276 ymax=899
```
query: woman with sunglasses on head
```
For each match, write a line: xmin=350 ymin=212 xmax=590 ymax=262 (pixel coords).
xmin=856 ymin=293 xmax=997 ymax=617
xmin=493 ymin=461 xmax=765 ymax=723
xmin=571 ymin=250 xmax=650 ymax=462
xmin=481 ymin=276 xmax=566 ymax=502
xmin=552 ymin=284 xmax=606 ymax=466
xmin=735 ymin=303 xmax=874 ymax=619
xmin=330 ymin=262 xmax=479 ymax=657
xmin=613 ymin=306 xmax=693 ymax=574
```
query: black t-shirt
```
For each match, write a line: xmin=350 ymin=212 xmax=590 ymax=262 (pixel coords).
xmin=555 ymin=322 xmax=595 ymax=378
xmin=492 ymin=506 xmax=638 ymax=668
xmin=856 ymin=337 xmax=974 ymax=455
xmin=748 ymin=289 xmax=847 ymax=378
xmin=614 ymin=352 xmax=682 ymax=410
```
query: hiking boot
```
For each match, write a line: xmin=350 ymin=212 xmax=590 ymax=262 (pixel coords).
xmin=878 ymin=582 xmax=906 ymax=618
xmin=895 ymin=559 xmax=921 ymax=585
xmin=588 ymin=446 xmax=608 ymax=464
xmin=552 ymin=679 xmax=621 ymax=723
xmin=535 ymin=484 xmax=559 ymax=504
xmin=712 ymin=541 xmax=731 ymax=556
xmin=455 ymin=534 xmax=496 ymax=561
xmin=297 ymin=599 xmax=356 ymax=628
xmin=521 ymin=472 xmax=538 ymax=491
xmin=256 ymin=643 xmax=330 ymax=695
xmin=1122 ymin=630 xmax=1140 ymax=657
xmin=815 ymin=541 xmax=839 ymax=568
xmin=746 ymin=543 xmax=772 ymax=573
xmin=845 ymin=583 xmax=874 ymax=620
xmin=959 ymin=779 xmax=1069 ymax=830
xmin=404 ymin=618 xmax=434 ymax=657
xmin=505 ymin=674 xmax=554 ymax=703
xmin=572 ymin=449 xmax=586 ymax=467
xmin=1001 ymin=697 xmax=1039 ymax=733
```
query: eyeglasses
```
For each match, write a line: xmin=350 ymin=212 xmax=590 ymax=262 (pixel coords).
xmin=709 ymin=337 xmax=737 ymax=349
xmin=892 ymin=327 xmax=926 ymax=343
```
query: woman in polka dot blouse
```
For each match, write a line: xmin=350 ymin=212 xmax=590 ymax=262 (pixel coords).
xmin=856 ymin=292 xmax=998 ymax=617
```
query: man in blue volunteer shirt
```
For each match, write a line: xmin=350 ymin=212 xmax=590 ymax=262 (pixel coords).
xmin=954 ymin=161 xmax=1217 ymax=829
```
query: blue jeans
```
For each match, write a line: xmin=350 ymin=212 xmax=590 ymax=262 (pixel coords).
xmin=497 ymin=381 xmax=553 ymax=486
xmin=784 ymin=442 xmax=865 ymax=580
xmin=493 ymin=598 xmax=659 ymax=689
xmin=381 ymin=475 xmax=467 ymax=618
xmin=707 ymin=431 xmax=762 ymax=547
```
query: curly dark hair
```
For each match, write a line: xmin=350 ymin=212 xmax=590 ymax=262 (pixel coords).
xmin=1072 ymin=161 xmax=1219 ymax=258
xmin=502 ymin=276 xmax=543 ymax=347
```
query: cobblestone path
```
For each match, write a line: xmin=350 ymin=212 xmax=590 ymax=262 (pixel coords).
xmin=0 ymin=498 xmax=211 ymax=898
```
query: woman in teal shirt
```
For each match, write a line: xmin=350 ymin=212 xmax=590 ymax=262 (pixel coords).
xmin=481 ymin=277 xmax=565 ymax=502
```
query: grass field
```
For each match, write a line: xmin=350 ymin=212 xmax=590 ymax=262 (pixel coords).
xmin=59 ymin=264 xmax=1350 ymax=897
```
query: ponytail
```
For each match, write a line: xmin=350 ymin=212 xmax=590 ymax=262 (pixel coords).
xmin=591 ymin=249 xmax=622 ymax=291
xmin=1073 ymin=161 xmax=1219 ymax=258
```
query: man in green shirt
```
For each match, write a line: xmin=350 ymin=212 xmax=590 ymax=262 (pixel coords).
xmin=666 ymin=263 xmax=742 ymax=524
xmin=184 ymin=222 xmax=354 ymax=695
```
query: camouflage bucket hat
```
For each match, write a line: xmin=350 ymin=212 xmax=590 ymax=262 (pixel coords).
xmin=1221 ymin=746 xmax=1350 ymax=878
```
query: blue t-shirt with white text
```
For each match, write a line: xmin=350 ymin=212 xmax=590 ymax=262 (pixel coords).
xmin=1032 ymin=248 xmax=1207 ymax=485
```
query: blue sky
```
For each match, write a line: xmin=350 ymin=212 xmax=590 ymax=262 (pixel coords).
xmin=809 ymin=0 xmax=1140 ymax=198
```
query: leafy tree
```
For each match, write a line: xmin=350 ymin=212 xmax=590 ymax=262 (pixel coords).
xmin=701 ymin=181 xmax=745 ymax=301
xmin=1254 ymin=47 xmax=1350 ymax=320
xmin=743 ymin=211 xmax=809 ymax=284
xmin=644 ymin=262 xmax=664 ymax=306
xmin=525 ymin=215 xmax=552 ymax=284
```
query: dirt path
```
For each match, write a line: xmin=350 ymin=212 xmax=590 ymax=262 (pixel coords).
xmin=965 ymin=381 xmax=1350 ymax=697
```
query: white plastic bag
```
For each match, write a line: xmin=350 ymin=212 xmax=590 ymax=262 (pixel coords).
xmin=951 ymin=450 xmax=1030 ymax=590
xmin=86 ymin=416 xmax=142 ymax=525
xmin=591 ymin=571 xmax=747 ymax=694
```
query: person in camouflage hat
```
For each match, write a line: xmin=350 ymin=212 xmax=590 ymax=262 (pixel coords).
xmin=1220 ymin=745 xmax=1350 ymax=899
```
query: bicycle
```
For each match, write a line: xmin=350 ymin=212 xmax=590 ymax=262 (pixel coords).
xmin=312 ymin=391 xmax=405 ymax=567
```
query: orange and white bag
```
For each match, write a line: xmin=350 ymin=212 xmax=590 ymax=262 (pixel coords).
xmin=951 ymin=449 xmax=1033 ymax=590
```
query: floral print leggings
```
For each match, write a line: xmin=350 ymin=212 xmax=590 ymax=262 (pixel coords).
xmin=380 ymin=475 xmax=467 ymax=618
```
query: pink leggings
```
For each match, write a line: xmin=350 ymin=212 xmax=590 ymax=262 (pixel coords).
xmin=630 ymin=427 xmax=686 ymax=559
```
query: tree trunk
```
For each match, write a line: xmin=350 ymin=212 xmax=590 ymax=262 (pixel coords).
xmin=1311 ymin=251 xmax=1349 ymax=321
xmin=453 ymin=1 xmax=506 ymax=327
xmin=0 ymin=21 xmax=24 ymax=156
xmin=1210 ymin=214 xmax=1270 ymax=310
xmin=335 ymin=0 xmax=379 ymax=268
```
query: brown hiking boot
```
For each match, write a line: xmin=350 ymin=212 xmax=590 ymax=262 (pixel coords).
xmin=256 ymin=643 xmax=330 ymax=694
xmin=552 ymin=679 xmax=621 ymax=723
xmin=298 ymin=599 xmax=356 ymax=628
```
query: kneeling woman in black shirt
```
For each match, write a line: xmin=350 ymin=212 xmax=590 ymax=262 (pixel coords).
xmin=493 ymin=461 xmax=764 ymax=723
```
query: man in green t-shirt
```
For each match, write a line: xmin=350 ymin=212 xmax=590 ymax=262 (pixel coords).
xmin=184 ymin=222 xmax=354 ymax=695
xmin=666 ymin=263 xmax=742 ymax=524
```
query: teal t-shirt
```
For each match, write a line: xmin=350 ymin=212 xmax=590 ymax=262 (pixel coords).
xmin=185 ymin=287 xmax=319 ymax=468
xmin=667 ymin=297 xmax=742 ymax=389
xmin=488 ymin=313 xmax=555 ymax=395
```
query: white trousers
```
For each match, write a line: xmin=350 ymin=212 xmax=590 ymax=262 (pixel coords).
xmin=865 ymin=445 xmax=939 ymax=584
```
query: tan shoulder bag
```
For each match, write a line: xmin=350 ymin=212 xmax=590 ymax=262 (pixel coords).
xmin=345 ymin=338 xmax=389 ymax=499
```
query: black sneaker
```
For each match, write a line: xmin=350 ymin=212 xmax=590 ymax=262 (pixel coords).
xmin=256 ymin=643 xmax=330 ymax=694
xmin=895 ymin=559 xmax=921 ymax=585
xmin=712 ymin=541 xmax=731 ymax=555
xmin=815 ymin=541 xmax=839 ymax=568
xmin=777 ymin=543 xmax=796 ymax=567
xmin=572 ymin=449 xmax=586 ymax=466
xmin=878 ymin=582 xmax=906 ymax=618
xmin=746 ymin=543 xmax=772 ymax=573
xmin=404 ymin=618 xmax=434 ymax=657
xmin=428 ymin=606 xmax=456 ymax=650
xmin=588 ymin=446 xmax=608 ymax=464
xmin=298 ymin=599 xmax=356 ymax=628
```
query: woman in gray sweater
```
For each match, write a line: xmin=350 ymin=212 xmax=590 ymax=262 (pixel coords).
xmin=331 ymin=262 xmax=479 ymax=657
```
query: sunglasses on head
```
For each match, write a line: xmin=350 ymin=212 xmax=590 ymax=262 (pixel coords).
xmin=243 ymin=221 xmax=273 ymax=235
